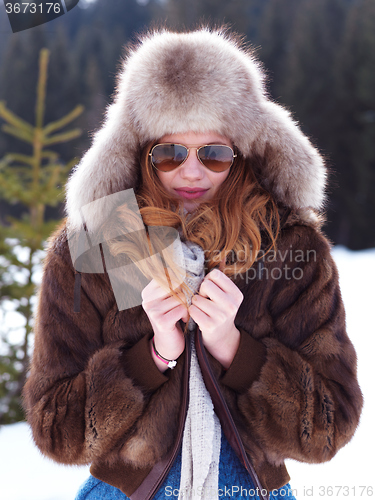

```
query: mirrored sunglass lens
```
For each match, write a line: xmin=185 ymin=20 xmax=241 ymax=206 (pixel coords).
xmin=152 ymin=144 xmax=187 ymax=171
xmin=198 ymin=146 xmax=233 ymax=171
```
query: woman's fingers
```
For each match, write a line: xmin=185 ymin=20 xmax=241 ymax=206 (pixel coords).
xmin=142 ymin=278 xmax=185 ymax=302
xmin=191 ymin=293 xmax=216 ymax=316
xmin=198 ymin=278 xmax=225 ymax=303
xmin=141 ymin=278 xmax=169 ymax=301
xmin=142 ymin=278 xmax=188 ymax=334
xmin=199 ymin=269 xmax=243 ymax=304
xmin=164 ymin=303 xmax=188 ymax=325
xmin=146 ymin=293 xmax=186 ymax=316
xmin=189 ymin=302 xmax=209 ymax=325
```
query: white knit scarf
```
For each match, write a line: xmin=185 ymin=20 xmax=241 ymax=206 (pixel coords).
xmin=176 ymin=241 xmax=221 ymax=500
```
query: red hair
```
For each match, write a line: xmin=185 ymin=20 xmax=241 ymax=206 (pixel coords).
xmin=135 ymin=142 xmax=281 ymax=276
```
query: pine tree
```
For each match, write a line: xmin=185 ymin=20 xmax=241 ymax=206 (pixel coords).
xmin=331 ymin=0 xmax=375 ymax=248
xmin=0 ymin=49 xmax=83 ymax=424
xmin=164 ymin=0 xmax=255 ymax=33
xmin=257 ymin=0 xmax=301 ymax=97
xmin=280 ymin=0 xmax=347 ymax=134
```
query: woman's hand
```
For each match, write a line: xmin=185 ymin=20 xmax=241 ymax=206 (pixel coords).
xmin=188 ymin=269 xmax=243 ymax=369
xmin=141 ymin=279 xmax=187 ymax=372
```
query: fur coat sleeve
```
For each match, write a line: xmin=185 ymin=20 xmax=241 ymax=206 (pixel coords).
xmin=22 ymin=222 xmax=183 ymax=466
xmin=217 ymin=222 xmax=363 ymax=470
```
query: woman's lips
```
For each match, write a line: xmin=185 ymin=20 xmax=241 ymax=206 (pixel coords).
xmin=174 ymin=188 xmax=209 ymax=200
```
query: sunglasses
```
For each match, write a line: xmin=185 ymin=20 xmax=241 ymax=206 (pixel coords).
xmin=149 ymin=143 xmax=237 ymax=173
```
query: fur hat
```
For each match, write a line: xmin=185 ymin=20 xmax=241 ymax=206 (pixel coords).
xmin=65 ymin=27 xmax=327 ymax=232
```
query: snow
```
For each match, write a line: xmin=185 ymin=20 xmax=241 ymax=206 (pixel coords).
xmin=0 ymin=246 xmax=374 ymax=500
xmin=0 ymin=422 xmax=89 ymax=500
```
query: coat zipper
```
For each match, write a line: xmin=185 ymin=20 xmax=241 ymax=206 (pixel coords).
xmin=130 ymin=336 xmax=191 ymax=500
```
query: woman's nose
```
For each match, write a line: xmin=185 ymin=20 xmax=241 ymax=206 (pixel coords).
xmin=179 ymin=150 xmax=204 ymax=180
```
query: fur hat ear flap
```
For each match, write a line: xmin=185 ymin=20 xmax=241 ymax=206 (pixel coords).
xmin=65 ymin=102 xmax=140 ymax=233
xmin=244 ymin=101 xmax=327 ymax=211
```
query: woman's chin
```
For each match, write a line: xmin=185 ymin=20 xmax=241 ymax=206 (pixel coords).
xmin=182 ymin=200 xmax=200 ymax=212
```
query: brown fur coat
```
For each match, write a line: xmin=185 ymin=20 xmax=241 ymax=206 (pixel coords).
xmin=23 ymin=214 xmax=363 ymax=494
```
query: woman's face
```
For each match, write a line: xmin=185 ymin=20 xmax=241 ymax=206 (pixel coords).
xmin=154 ymin=131 xmax=233 ymax=212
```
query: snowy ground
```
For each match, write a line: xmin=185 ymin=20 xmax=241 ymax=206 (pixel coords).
xmin=0 ymin=245 xmax=374 ymax=500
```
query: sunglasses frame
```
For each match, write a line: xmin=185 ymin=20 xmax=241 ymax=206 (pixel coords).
xmin=149 ymin=143 xmax=237 ymax=173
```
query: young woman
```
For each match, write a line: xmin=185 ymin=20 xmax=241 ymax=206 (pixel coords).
xmin=23 ymin=28 xmax=363 ymax=500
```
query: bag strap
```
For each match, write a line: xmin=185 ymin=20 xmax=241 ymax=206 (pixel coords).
xmin=194 ymin=328 xmax=270 ymax=500
xmin=130 ymin=336 xmax=191 ymax=500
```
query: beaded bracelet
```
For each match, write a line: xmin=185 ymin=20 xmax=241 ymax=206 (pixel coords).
xmin=152 ymin=338 xmax=177 ymax=369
